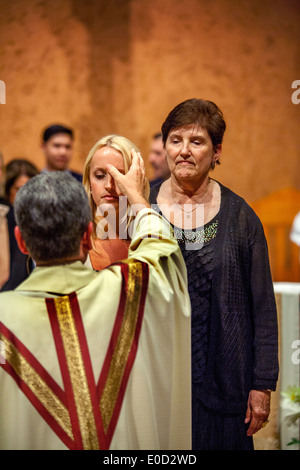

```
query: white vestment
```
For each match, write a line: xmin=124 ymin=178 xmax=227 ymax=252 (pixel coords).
xmin=0 ymin=209 xmax=191 ymax=450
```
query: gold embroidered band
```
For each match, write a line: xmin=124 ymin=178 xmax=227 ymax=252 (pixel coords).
xmin=0 ymin=330 xmax=73 ymax=441
xmin=99 ymin=260 xmax=144 ymax=432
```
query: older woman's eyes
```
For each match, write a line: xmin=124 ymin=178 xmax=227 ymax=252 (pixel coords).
xmin=95 ymin=173 xmax=105 ymax=179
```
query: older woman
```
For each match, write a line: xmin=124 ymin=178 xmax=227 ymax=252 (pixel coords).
xmin=83 ymin=134 xmax=149 ymax=270
xmin=149 ymin=98 xmax=279 ymax=450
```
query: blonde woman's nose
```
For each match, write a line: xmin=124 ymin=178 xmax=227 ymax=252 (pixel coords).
xmin=104 ymin=174 xmax=116 ymax=190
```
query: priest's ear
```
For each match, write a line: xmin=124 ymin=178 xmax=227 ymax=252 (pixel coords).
xmin=14 ymin=226 xmax=29 ymax=255
xmin=83 ymin=222 xmax=93 ymax=251
xmin=78 ymin=222 xmax=93 ymax=263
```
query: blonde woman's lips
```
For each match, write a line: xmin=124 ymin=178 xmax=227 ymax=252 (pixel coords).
xmin=102 ymin=195 xmax=119 ymax=201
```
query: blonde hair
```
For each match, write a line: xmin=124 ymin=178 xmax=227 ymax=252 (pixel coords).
xmin=83 ymin=134 xmax=150 ymax=239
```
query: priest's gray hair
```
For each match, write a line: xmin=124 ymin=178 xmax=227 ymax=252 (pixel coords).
xmin=14 ymin=171 xmax=91 ymax=262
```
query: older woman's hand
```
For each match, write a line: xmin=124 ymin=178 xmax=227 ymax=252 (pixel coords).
xmin=245 ymin=390 xmax=271 ymax=436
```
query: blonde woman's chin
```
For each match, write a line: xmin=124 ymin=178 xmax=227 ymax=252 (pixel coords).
xmin=96 ymin=202 xmax=119 ymax=216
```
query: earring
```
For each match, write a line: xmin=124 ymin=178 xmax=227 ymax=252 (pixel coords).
xmin=211 ymin=161 xmax=215 ymax=170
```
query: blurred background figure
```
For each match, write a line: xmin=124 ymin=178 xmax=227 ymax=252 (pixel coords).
xmin=290 ymin=211 xmax=300 ymax=251
xmin=0 ymin=151 xmax=10 ymax=289
xmin=0 ymin=208 xmax=9 ymax=289
xmin=0 ymin=151 xmax=6 ymax=202
xmin=148 ymin=132 xmax=170 ymax=188
xmin=41 ymin=124 xmax=82 ymax=182
xmin=5 ymin=158 xmax=39 ymax=206
xmin=0 ymin=158 xmax=39 ymax=291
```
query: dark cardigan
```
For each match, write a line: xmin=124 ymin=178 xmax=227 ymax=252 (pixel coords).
xmin=150 ymin=181 xmax=279 ymax=415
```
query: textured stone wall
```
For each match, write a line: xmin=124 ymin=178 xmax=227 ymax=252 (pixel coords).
xmin=0 ymin=0 xmax=299 ymax=202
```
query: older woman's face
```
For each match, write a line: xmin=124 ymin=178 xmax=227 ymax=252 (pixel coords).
xmin=165 ymin=124 xmax=221 ymax=183
xmin=89 ymin=146 xmax=125 ymax=212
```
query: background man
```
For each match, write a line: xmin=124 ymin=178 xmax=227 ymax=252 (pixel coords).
xmin=41 ymin=124 xmax=82 ymax=181
xmin=0 ymin=154 xmax=191 ymax=450
xmin=148 ymin=132 xmax=170 ymax=187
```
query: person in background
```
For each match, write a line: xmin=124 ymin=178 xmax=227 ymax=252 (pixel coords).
xmin=0 ymin=207 xmax=9 ymax=289
xmin=149 ymin=98 xmax=279 ymax=450
xmin=0 ymin=164 xmax=191 ymax=450
xmin=0 ymin=151 xmax=10 ymax=288
xmin=0 ymin=151 xmax=6 ymax=201
xmin=41 ymin=124 xmax=82 ymax=182
xmin=1 ymin=158 xmax=39 ymax=291
xmin=83 ymin=134 xmax=149 ymax=271
xmin=290 ymin=211 xmax=300 ymax=250
xmin=148 ymin=132 xmax=170 ymax=188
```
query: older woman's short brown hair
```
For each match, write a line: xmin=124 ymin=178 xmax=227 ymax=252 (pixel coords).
xmin=161 ymin=98 xmax=226 ymax=157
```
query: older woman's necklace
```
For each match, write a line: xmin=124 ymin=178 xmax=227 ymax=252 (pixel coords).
xmin=172 ymin=202 xmax=198 ymax=218
xmin=171 ymin=179 xmax=212 ymax=218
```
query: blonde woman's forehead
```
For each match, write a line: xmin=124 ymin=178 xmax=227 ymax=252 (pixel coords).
xmin=91 ymin=146 xmax=125 ymax=171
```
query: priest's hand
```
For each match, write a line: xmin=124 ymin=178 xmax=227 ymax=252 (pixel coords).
xmin=107 ymin=149 xmax=150 ymax=210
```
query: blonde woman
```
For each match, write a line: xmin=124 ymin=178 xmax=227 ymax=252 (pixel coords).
xmin=83 ymin=135 xmax=150 ymax=270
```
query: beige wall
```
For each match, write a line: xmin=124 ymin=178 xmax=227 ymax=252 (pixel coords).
xmin=0 ymin=0 xmax=299 ymax=202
